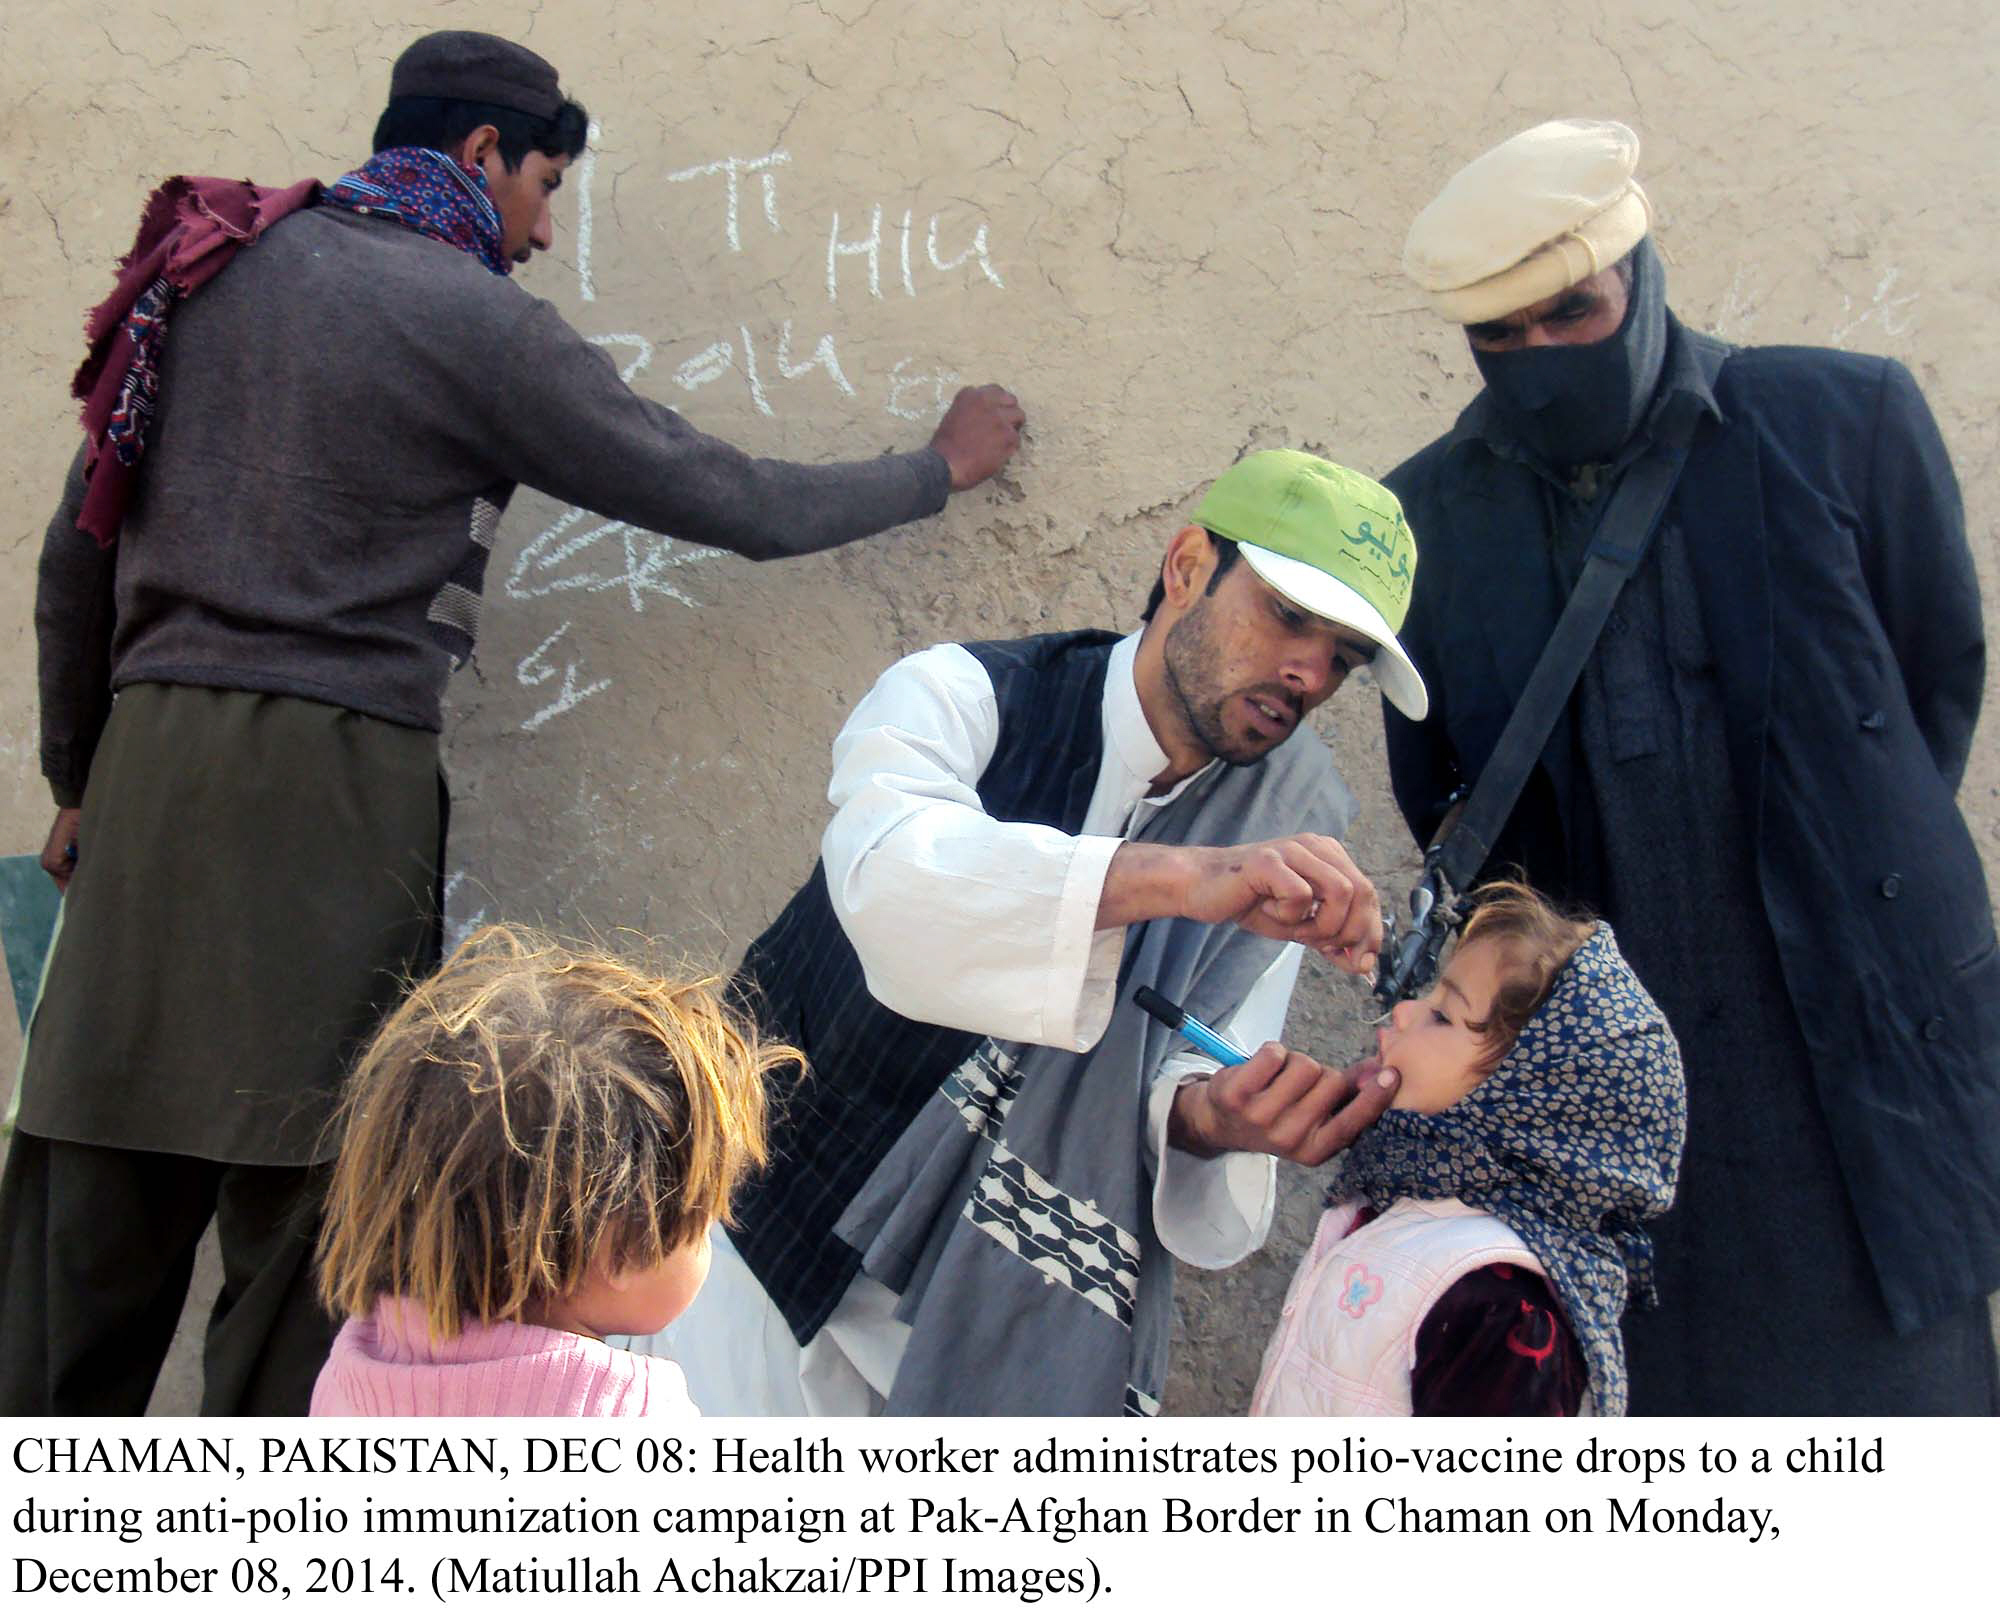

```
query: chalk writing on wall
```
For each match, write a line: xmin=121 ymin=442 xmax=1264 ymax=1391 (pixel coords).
xmin=506 ymin=334 xmax=730 ymax=623
xmin=673 ymin=319 xmax=858 ymax=416
xmin=664 ymin=149 xmax=793 ymax=251
xmin=886 ymin=356 xmax=964 ymax=421
xmin=511 ymin=131 xmax=1008 ymax=733
xmin=827 ymin=207 xmax=1007 ymax=301
xmin=517 ymin=621 xmax=613 ymax=733
xmin=440 ymin=870 xmax=489 ymax=952
xmin=1829 ymin=266 xmax=1917 ymax=347
xmin=575 ymin=120 xmax=602 ymax=301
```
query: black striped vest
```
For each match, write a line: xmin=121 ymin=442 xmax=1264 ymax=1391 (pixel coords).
xmin=729 ymin=628 xmax=1124 ymax=1341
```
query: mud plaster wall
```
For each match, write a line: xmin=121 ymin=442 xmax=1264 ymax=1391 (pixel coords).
xmin=2 ymin=0 xmax=1994 ymax=1413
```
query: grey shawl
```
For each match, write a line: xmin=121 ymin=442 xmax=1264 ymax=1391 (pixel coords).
xmin=833 ymin=725 xmax=1355 ymax=1415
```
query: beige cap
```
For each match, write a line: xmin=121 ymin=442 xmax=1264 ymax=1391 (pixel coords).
xmin=1403 ymin=119 xmax=1652 ymax=324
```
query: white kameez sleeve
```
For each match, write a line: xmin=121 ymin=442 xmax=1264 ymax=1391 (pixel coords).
xmin=821 ymin=643 xmax=1127 ymax=1052
xmin=1143 ymin=944 xmax=1305 ymax=1268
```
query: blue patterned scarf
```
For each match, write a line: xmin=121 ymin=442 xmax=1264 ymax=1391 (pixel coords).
xmin=1324 ymin=925 xmax=1686 ymax=1415
xmin=322 ymin=147 xmax=509 ymax=276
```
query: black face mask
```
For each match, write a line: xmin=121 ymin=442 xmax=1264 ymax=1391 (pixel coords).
xmin=1472 ymin=237 xmax=1668 ymax=471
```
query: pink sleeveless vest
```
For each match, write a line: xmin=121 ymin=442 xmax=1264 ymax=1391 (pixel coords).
xmin=1250 ymin=1196 xmax=1575 ymax=1417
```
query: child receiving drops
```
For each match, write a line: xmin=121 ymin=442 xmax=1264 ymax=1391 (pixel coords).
xmin=1252 ymin=881 xmax=1685 ymax=1417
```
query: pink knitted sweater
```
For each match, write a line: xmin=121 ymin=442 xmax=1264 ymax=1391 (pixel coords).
xmin=311 ymin=1297 xmax=698 ymax=1417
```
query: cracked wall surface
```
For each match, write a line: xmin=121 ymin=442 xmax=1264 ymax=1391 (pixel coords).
xmin=3 ymin=0 xmax=1995 ymax=1414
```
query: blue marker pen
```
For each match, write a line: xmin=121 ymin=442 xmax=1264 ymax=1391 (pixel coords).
xmin=1133 ymin=985 xmax=1251 ymax=1066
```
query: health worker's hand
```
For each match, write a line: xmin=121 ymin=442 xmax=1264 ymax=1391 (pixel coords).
xmin=1169 ymin=1047 xmax=1399 ymax=1166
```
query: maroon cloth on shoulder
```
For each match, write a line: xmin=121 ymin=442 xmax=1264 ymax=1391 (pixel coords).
xmin=1342 ymin=1204 xmax=1587 ymax=1416
xmin=71 ymin=175 xmax=320 ymax=546
xmin=1412 ymin=1263 xmax=1589 ymax=1416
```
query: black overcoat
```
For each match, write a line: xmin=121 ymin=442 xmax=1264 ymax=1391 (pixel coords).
xmin=1382 ymin=320 xmax=1997 ymax=1332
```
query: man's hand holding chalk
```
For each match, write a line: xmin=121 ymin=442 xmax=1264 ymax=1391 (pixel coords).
xmin=1167 ymin=1043 xmax=1399 ymax=1167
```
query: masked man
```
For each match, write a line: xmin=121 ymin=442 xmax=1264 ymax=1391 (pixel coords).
xmin=1381 ymin=118 xmax=1996 ymax=1412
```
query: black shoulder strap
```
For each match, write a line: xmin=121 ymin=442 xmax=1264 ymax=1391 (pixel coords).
xmin=1376 ymin=394 xmax=1706 ymax=1004
xmin=1435 ymin=395 xmax=1703 ymax=891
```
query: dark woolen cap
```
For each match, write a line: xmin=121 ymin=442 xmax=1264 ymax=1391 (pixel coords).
xmin=389 ymin=31 xmax=564 ymax=119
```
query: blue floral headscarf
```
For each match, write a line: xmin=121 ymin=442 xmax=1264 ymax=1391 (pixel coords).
xmin=1324 ymin=924 xmax=1686 ymax=1415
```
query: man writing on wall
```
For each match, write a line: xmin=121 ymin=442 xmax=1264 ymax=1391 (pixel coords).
xmin=1379 ymin=119 xmax=1996 ymax=1412
xmin=635 ymin=450 xmax=1423 ymax=1415
xmin=0 ymin=29 xmax=1025 ymax=1416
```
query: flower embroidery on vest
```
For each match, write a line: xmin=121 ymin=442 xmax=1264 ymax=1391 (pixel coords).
xmin=1337 ymin=1263 xmax=1385 ymax=1319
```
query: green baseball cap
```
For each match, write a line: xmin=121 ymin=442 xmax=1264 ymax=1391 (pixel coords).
xmin=1191 ymin=449 xmax=1429 ymax=719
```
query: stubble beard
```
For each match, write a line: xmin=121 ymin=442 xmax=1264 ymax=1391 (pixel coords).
xmin=1162 ymin=599 xmax=1284 ymax=768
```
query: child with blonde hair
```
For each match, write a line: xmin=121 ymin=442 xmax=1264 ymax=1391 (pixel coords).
xmin=311 ymin=924 xmax=793 ymax=1416
xmin=1253 ymin=881 xmax=1685 ymax=1417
